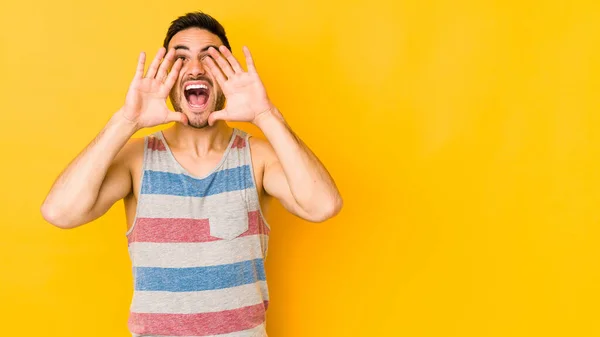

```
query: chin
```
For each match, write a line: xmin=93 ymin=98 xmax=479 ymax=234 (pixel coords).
xmin=187 ymin=118 xmax=210 ymax=129
xmin=179 ymin=103 xmax=216 ymax=129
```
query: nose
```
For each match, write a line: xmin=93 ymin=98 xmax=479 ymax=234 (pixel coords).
xmin=186 ymin=57 xmax=206 ymax=77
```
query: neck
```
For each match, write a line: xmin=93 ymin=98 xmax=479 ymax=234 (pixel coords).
xmin=164 ymin=121 xmax=234 ymax=157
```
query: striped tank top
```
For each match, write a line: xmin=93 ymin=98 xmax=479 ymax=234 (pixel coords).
xmin=125 ymin=128 xmax=271 ymax=337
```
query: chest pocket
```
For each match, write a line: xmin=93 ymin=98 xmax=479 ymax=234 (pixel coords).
xmin=209 ymin=191 xmax=249 ymax=240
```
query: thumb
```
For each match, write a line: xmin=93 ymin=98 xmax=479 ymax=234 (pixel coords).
xmin=208 ymin=109 xmax=227 ymax=126
xmin=165 ymin=110 xmax=188 ymax=125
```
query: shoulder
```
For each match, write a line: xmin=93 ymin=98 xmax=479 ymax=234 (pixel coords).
xmin=124 ymin=136 xmax=146 ymax=157
xmin=115 ymin=136 xmax=146 ymax=168
xmin=247 ymin=135 xmax=276 ymax=165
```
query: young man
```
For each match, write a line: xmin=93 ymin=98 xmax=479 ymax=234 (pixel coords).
xmin=41 ymin=11 xmax=342 ymax=337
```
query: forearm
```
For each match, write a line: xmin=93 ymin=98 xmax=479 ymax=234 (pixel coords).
xmin=41 ymin=109 xmax=138 ymax=224
xmin=255 ymin=107 xmax=342 ymax=218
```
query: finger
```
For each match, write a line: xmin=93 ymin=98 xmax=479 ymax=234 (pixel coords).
xmin=145 ymin=47 xmax=166 ymax=78
xmin=219 ymin=45 xmax=244 ymax=73
xmin=161 ymin=58 xmax=183 ymax=94
xmin=166 ymin=110 xmax=189 ymax=125
xmin=208 ymin=109 xmax=228 ymax=126
xmin=156 ymin=48 xmax=176 ymax=83
xmin=243 ymin=46 xmax=257 ymax=73
xmin=208 ymin=46 xmax=235 ymax=78
xmin=133 ymin=52 xmax=146 ymax=80
xmin=202 ymin=56 xmax=227 ymax=88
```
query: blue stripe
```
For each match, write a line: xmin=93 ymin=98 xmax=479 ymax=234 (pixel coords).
xmin=141 ymin=165 xmax=254 ymax=197
xmin=133 ymin=258 xmax=266 ymax=292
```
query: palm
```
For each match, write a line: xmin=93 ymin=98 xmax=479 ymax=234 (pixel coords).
xmin=220 ymin=72 xmax=270 ymax=121
xmin=122 ymin=48 xmax=186 ymax=128
xmin=125 ymin=78 xmax=171 ymax=126
xmin=204 ymin=46 xmax=272 ymax=125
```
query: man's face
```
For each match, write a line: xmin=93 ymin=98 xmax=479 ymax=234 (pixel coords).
xmin=167 ymin=28 xmax=226 ymax=129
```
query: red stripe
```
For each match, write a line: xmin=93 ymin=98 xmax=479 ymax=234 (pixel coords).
xmin=231 ymin=135 xmax=246 ymax=148
xmin=147 ymin=137 xmax=166 ymax=151
xmin=128 ymin=210 xmax=270 ymax=243
xmin=129 ymin=301 xmax=267 ymax=336
xmin=249 ymin=210 xmax=270 ymax=236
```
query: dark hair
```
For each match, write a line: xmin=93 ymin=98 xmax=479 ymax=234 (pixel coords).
xmin=163 ymin=12 xmax=231 ymax=50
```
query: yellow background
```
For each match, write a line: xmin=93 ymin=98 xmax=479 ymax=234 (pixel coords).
xmin=1 ymin=0 xmax=599 ymax=336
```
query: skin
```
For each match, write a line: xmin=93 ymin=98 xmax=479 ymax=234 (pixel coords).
xmin=41 ymin=27 xmax=343 ymax=231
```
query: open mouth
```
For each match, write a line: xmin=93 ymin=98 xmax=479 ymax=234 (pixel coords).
xmin=184 ymin=82 xmax=210 ymax=111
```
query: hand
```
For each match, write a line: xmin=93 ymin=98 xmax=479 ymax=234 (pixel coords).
xmin=203 ymin=46 xmax=274 ymax=126
xmin=121 ymin=47 xmax=188 ymax=129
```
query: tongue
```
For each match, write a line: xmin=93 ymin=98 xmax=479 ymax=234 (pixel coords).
xmin=188 ymin=93 xmax=208 ymax=106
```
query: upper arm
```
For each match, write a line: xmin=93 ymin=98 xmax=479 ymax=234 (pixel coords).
xmin=80 ymin=138 xmax=143 ymax=224
xmin=250 ymin=137 xmax=314 ymax=221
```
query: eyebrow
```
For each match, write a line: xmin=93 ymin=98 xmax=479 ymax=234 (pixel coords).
xmin=173 ymin=44 xmax=219 ymax=53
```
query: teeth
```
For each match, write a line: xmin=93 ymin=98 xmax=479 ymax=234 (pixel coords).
xmin=185 ymin=84 xmax=208 ymax=91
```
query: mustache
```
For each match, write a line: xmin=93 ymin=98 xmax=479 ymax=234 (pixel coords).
xmin=181 ymin=76 xmax=214 ymax=88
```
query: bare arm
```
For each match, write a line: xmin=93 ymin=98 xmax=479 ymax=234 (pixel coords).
xmin=41 ymin=113 xmax=138 ymax=228
xmin=41 ymin=47 xmax=187 ymax=228
xmin=255 ymin=109 xmax=343 ymax=222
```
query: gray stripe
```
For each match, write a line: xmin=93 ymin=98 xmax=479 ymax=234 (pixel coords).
xmin=136 ymin=190 xmax=259 ymax=219
xmin=130 ymin=281 xmax=269 ymax=314
xmin=129 ymin=236 xmax=268 ymax=268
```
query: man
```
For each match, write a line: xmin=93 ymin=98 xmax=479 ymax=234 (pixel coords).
xmin=41 ymin=11 xmax=342 ymax=337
